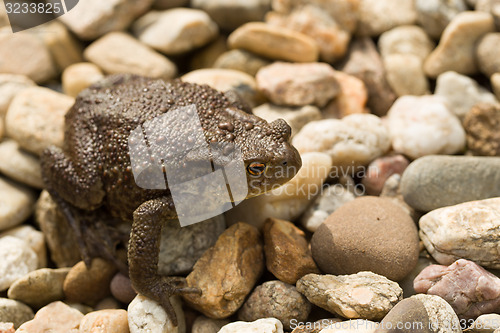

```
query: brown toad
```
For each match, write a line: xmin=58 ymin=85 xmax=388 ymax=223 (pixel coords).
xmin=41 ymin=74 xmax=301 ymax=324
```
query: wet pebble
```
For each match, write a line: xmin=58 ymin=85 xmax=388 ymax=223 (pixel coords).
xmin=218 ymin=318 xmax=284 ymax=333
xmin=128 ymin=295 xmax=185 ymax=333
xmin=16 ymin=301 xmax=82 ymax=333
xmin=0 ymin=298 xmax=34 ymax=329
xmin=79 ymin=309 xmax=129 ymax=333
xmin=61 ymin=62 xmax=104 ymax=98
xmin=463 ymin=103 xmax=500 ymax=156
xmin=0 ymin=140 xmax=44 ymax=189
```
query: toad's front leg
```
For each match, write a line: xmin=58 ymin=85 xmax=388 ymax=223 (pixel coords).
xmin=128 ymin=196 xmax=200 ymax=326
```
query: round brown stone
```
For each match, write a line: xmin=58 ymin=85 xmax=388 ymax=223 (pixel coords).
xmin=463 ymin=103 xmax=500 ymax=156
xmin=311 ymin=196 xmax=419 ymax=281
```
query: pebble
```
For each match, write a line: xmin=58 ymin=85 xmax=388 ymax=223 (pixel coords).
xmin=357 ymin=0 xmax=417 ymax=36
xmin=58 ymin=0 xmax=153 ymax=40
xmin=182 ymin=69 xmax=261 ymax=107
xmin=253 ymin=104 xmax=322 ymax=137
xmin=414 ymin=259 xmax=500 ymax=319
xmin=128 ymin=295 xmax=185 ymax=333
xmin=63 ymin=258 xmax=118 ymax=306
xmin=263 ymin=218 xmax=320 ymax=285
xmin=0 ymin=140 xmax=43 ymax=189
xmin=95 ymin=297 xmax=121 ymax=311
xmin=35 ymin=191 xmax=81 ymax=268
xmin=0 ymin=298 xmax=34 ymax=329
xmin=225 ymin=152 xmax=332 ymax=228
xmin=190 ymin=36 xmax=228 ymax=71
xmin=322 ymin=71 xmax=368 ymax=119
xmin=182 ymin=222 xmax=264 ymax=319
xmin=7 ymin=268 xmax=70 ymax=309
xmin=5 ymin=86 xmax=74 ymax=156
xmin=16 ymin=301 xmax=83 ymax=333
xmin=228 ymin=22 xmax=319 ymax=62
xmin=434 ymin=71 xmax=498 ymax=118
xmin=468 ymin=314 xmax=500 ymax=332
xmin=477 ymin=33 xmax=500 ymax=77
xmin=400 ymin=156 xmax=500 ymax=211
xmin=378 ymin=25 xmax=435 ymax=62
xmin=419 ymin=197 xmax=500 ymax=268
xmin=213 ymin=49 xmax=271 ymax=76
xmin=266 ymin=4 xmax=351 ymax=62
xmin=238 ymin=280 xmax=311 ymax=330
xmin=0 ymin=225 xmax=47 ymax=268
xmin=192 ymin=0 xmax=271 ymax=31
xmin=493 ymin=73 xmax=500 ymax=100
xmin=256 ymin=62 xmax=340 ymax=107
xmin=415 ymin=0 xmax=468 ymax=39
xmin=311 ymin=196 xmax=420 ymax=281
xmin=84 ymin=32 xmax=177 ymax=79
xmin=0 ymin=177 xmax=36 ymax=231
xmin=383 ymin=54 xmax=429 ymax=97
xmin=424 ymin=11 xmax=495 ymax=78
xmin=0 ymin=74 xmax=35 ymax=117
xmin=62 ymin=63 xmax=104 ymax=98
xmin=339 ymin=38 xmax=396 ymax=117
xmin=218 ymin=318 xmax=284 ymax=333
xmin=386 ymin=95 xmax=466 ymax=159
xmin=377 ymin=294 xmax=461 ymax=333
xmin=0 ymin=236 xmax=37 ymax=291
xmin=0 ymin=27 xmax=57 ymax=83
xmin=133 ymin=8 xmax=218 ymax=55
xmin=0 ymin=323 xmax=14 ymax=333
xmin=361 ymin=155 xmax=410 ymax=196
xmin=292 ymin=114 xmax=391 ymax=172
xmin=110 ymin=273 xmax=137 ymax=305
xmin=158 ymin=215 xmax=225 ymax=276
xmin=0 ymin=119 xmax=3 ymax=140
xmin=297 ymin=272 xmax=403 ymax=321
xmin=300 ymin=185 xmax=356 ymax=232
xmin=192 ymin=316 xmax=230 ymax=333
xmin=398 ymin=257 xmax=435 ymax=298
xmin=464 ymin=103 xmax=500 ymax=156
xmin=79 ymin=309 xmax=129 ymax=333
xmin=476 ymin=0 xmax=500 ymax=29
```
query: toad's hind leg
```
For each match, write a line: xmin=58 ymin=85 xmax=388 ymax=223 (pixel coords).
xmin=129 ymin=197 xmax=201 ymax=326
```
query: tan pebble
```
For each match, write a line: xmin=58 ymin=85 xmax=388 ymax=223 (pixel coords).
xmin=62 ymin=63 xmax=104 ymax=98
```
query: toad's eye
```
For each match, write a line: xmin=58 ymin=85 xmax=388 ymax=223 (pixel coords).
xmin=247 ymin=162 xmax=266 ymax=176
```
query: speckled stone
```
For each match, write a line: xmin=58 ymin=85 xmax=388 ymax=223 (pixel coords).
xmin=464 ymin=103 xmax=500 ymax=156
xmin=0 ymin=298 xmax=34 ymax=329
xmin=238 ymin=280 xmax=311 ymax=330
xmin=311 ymin=196 xmax=419 ymax=281
xmin=16 ymin=301 xmax=82 ymax=333
xmin=128 ymin=295 xmax=185 ymax=333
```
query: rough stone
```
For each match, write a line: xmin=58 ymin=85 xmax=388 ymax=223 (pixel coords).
xmin=424 ymin=11 xmax=495 ymax=78
xmin=266 ymin=5 xmax=350 ymax=62
xmin=464 ymin=103 xmax=500 ymax=156
xmin=238 ymin=280 xmax=311 ymax=330
xmin=378 ymin=25 xmax=435 ymax=61
xmin=191 ymin=316 xmax=229 ymax=333
xmin=0 ymin=298 xmax=34 ymax=329
xmin=110 ymin=273 xmax=136 ymax=305
xmin=5 ymin=87 xmax=74 ymax=156
xmin=292 ymin=114 xmax=391 ymax=172
xmin=357 ymin=0 xmax=417 ymax=37
xmin=375 ymin=294 xmax=461 ymax=333
xmin=415 ymin=0 xmax=468 ymax=39
xmin=0 ymin=74 xmax=35 ymax=118
xmin=419 ymin=197 xmax=500 ymax=268
xmin=477 ymin=33 xmax=500 ymax=77
xmin=84 ymin=32 xmax=177 ymax=79
xmin=384 ymin=54 xmax=429 ymax=97
xmin=0 ymin=236 xmax=37 ymax=291
xmin=0 ymin=27 xmax=56 ymax=83
xmin=63 ymin=258 xmax=117 ymax=306
xmin=361 ymin=155 xmax=410 ymax=196
xmin=311 ymin=196 xmax=420 ymax=281
xmin=213 ymin=49 xmax=271 ymax=76
xmin=192 ymin=0 xmax=271 ymax=31
xmin=256 ymin=62 xmax=340 ymax=107
xmin=58 ymin=0 xmax=153 ymax=40
xmin=35 ymin=190 xmax=81 ymax=268
xmin=158 ymin=215 xmax=225 ymax=276
xmin=386 ymin=95 xmax=466 ymax=159
xmin=253 ymin=104 xmax=322 ymax=137
xmin=128 ymin=295 xmax=185 ymax=333
xmin=62 ymin=63 xmax=104 ymax=98
xmin=263 ymin=218 xmax=320 ymax=285
xmin=228 ymin=22 xmax=319 ymax=62
xmin=133 ymin=8 xmax=218 ymax=55
xmin=435 ymin=71 xmax=498 ymax=118
xmin=0 ymin=322 xmax=14 ymax=333
xmin=225 ymin=153 xmax=332 ymax=228
xmin=400 ymin=155 xmax=500 ymax=211
xmin=297 ymin=272 xmax=403 ymax=321
xmin=339 ymin=38 xmax=396 ymax=116
xmin=182 ymin=222 xmax=264 ymax=319
xmin=0 ymin=140 xmax=43 ymax=189
xmin=0 ymin=177 xmax=36 ymax=231
xmin=0 ymin=225 xmax=46 ymax=268
xmin=79 ymin=309 xmax=129 ymax=333
xmin=218 ymin=318 xmax=284 ymax=333
xmin=16 ymin=301 xmax=83 ymax=333
xmin=414 ymin=259 xmax=500 ymax=319
xmin=322 ymin=71 xmax=368 ymax=119
xmin=300 ymin=185 xmax=356 ymax=233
